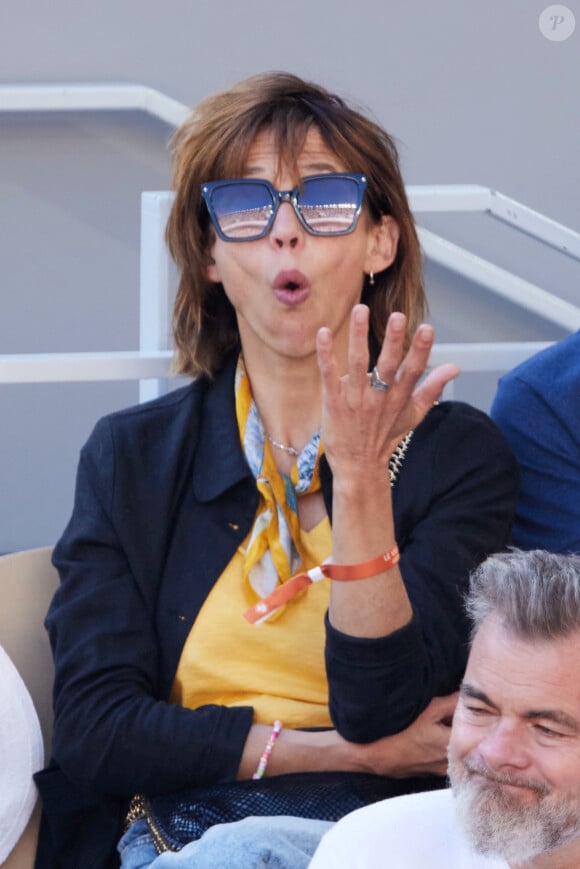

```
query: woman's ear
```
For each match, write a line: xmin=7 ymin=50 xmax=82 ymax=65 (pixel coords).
xmin=365 ymin=215 xmax=400 ymax=275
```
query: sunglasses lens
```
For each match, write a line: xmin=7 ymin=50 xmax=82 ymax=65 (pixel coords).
xmin=210 ymin=182 xmax=273 ymax=239
xmin=204 ymin=174 xmax=364 ymax=240
xmin=298 ymin=176 xmax=362 ymax=234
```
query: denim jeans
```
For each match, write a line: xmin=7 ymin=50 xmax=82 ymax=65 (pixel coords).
xmin=118 ymin=816 xmax=334 ymax=869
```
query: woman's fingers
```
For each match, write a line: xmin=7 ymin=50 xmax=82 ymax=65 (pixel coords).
xmin=377 ymin=316 xmax=460 ymax=416
xmin=390 ymin=323 xmax=436 ymax=393
xmin=373 ymin=312 xmax=407 ymax=387
xmin=317 ymin=307 xmax=461 ymax=458
xmin=317 ymin=305 xmax=372 ymax=404
xmin=316 ymin=326 xmax=334 ymax=378
xmin=413 ymin=363 xmax=461 ymax=414
xmin=346 ymin=305 xmax=371 ymax=392
xmin=316 ymin=326 xmax=341 ymax=404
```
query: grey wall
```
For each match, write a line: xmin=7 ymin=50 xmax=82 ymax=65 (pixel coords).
xmin=1 ymin=0 xmax=578 ymax=551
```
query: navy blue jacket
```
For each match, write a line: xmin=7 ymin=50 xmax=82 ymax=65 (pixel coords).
xmin=491 ymin=330 xmax=580 ymax=554
xmin=35 ymin=356 xmax=518 ymax=867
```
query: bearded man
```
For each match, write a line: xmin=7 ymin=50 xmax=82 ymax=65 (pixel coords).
xmin=309 ymin=549 xmax=580 ymax=868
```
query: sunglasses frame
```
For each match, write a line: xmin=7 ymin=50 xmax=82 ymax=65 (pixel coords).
xmin=201 ymin=173 xmax=368 ymax=242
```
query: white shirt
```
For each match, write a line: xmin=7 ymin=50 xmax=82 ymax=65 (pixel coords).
xmin=0 ymin=644 xmax=44 ymax=863
xmin=309 ymin=788 xmax=508 ymax=869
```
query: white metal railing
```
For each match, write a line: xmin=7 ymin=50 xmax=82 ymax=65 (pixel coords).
xmin=0 ymin=343 xmax=555 ymax=383
xmin=0 ymin=83 xmax=189 ymax=127
xmin=1 ymin=84 xmax=579 ymax=399
xmin=408 ymin=185 xmax=580 ymax=259
xmin=0 ymin=350 xmax=172 ymax=384
xmin=409 ymin=184 xmax=580 ymax=334
xmin=0 ymin=84 xmax=183 ymax=396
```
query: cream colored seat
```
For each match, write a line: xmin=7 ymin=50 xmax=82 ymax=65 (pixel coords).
xmin=0 ymin=548 xmax=59 ymax=869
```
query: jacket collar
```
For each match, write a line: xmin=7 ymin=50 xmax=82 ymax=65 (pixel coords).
xmin=192 ymin=355 xmax=254 ymax=502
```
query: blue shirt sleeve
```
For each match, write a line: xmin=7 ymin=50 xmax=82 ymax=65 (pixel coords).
xmin=491 ymin=370 xmax=580 ymax=554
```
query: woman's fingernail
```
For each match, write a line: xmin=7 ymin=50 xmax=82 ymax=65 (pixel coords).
xmin=354 ymin=306 xmax=367 ymax=324
xmin=419 ymin=324 xmax=434 ymax=341
xmin=390 ymin=313 xmax=405 ymax=330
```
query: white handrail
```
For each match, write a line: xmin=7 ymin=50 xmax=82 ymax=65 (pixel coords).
xmin=0 ymin=351 xmax=172 ymax=384
xmin=408 ymin=185 xmax=580 ymax=261
xmin=430 ymin=341 xmax=552 ymax=369
xmin=0 ymin=343 xmax=553 ymax=385
xmin=139 ymin=192 xmax=178 ymax=401
xmin=418 ymin=228 xmax=580 ymax=332
xmin=0 ymin=83 xmax=189 ymax=127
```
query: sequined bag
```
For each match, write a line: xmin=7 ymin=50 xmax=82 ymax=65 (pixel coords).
xmin=126 ymin=771 xmax=439 ymax=854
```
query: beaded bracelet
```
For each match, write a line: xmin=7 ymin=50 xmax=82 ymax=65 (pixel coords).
xmin=252 ymin=720 xmax=283 ymax=780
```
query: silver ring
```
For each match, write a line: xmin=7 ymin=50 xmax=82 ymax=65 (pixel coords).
xmin=369 ymin=366 xmax=390 ymax=391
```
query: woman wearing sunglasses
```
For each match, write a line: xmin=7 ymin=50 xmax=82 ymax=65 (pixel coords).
xmin=37 ymin=73 xmax=518 ymax=869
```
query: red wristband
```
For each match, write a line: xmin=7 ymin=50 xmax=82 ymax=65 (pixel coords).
xmin=244 ymin=544 xmax=400 ymax=624
xmin=324 ymin=544 xmax=400 ymax=580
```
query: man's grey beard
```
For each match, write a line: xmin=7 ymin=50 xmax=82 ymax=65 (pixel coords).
xmin=448 ymin=755 xmax=580 ymax=864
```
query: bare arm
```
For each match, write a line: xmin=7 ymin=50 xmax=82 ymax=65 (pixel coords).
xmin=316 ymin=306 xmax=459 ymax=638
xmin=237 ymin=693 xmax=457 ymax=780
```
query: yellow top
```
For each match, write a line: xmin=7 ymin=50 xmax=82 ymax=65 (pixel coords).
xmin=170 ymin=516 xmax=333 ymax=728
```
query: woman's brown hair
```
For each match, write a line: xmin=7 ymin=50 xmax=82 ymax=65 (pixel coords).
xmin=167 ymin=72 xmax=426 ymax=378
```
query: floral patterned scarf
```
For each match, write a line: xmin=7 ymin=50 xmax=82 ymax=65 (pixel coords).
xmin=235 ymin=357 xmax=323 ymax=620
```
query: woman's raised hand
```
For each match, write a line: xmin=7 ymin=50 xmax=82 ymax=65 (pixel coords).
xmin=316 ymin=305 xmax=460 ymax=477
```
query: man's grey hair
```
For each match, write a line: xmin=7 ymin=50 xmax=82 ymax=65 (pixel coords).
xmin=466 ymin=549 xmax=580 ymax=640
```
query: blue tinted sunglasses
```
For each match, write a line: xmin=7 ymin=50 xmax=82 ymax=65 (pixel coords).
xmin=201 ymin=173 xmax=367 ymax=241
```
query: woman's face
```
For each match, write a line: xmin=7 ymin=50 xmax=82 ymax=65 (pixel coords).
xmin=206 ymin=127 xmax=399 ymax=372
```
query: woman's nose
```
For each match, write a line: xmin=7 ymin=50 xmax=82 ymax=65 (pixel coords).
xmin=269 ymin=201 xmax=304 ymax=249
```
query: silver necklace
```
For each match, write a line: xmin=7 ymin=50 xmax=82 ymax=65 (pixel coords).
xmin=267 ymin=435 xmax=300 ymax=457
xmin=266 ymin=429 xmax=414 ymax=481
